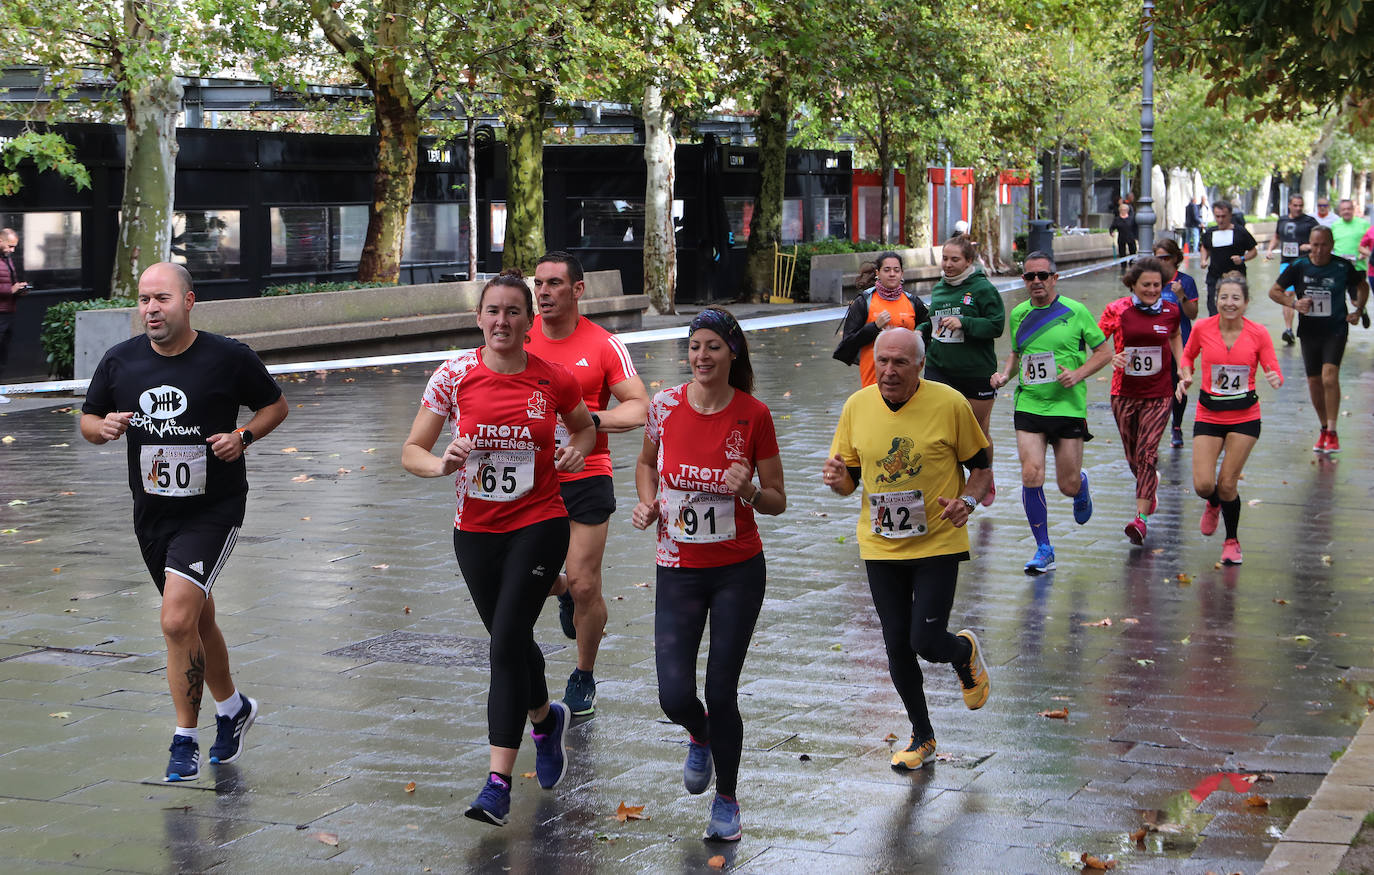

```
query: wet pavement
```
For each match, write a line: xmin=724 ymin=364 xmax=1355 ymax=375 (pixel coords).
xmin=2 ymin=258 xmax=1374 ymax=874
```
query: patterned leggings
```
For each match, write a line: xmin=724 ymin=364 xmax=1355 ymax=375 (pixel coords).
xmin=1111 ymin=395 xmax=1173 ymax=503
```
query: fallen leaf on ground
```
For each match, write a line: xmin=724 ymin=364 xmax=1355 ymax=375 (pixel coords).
xmin=1331 ymin=632 xmax=1348 ymax=637
xmin=403 ymin=606 xmax=411 ymax=614
xmin=1293 ymin=635 xmax=1313 ymax=644
xmin=1214 ymin=562 xmax=1224 ymax=569
xmin=1136 ymin=659 xmax=1154 ymax=666
xmin=1245 ymin=795 xmax=1268 ymax=808
xmin=8 ymin=499 xmax=27 ymax=506
xmin=613 ymin=802 xmax=647 ymax=822
xmin=371 ymin=564 xmax=390 ymax=570
xmin=1051 ymin=695 xmax=1071 ymax=701
xmin=1080 ymin=852 xmax=1116 ymax=869
xmin=1253 ymin=773 xmax=1275 ymax=782
xmin=281 ymin=447 xmax=298 ymax=453
xmin=1039 ymin=708 xmax=1069 ymax=719
xmin=301 ymin=516 xmax=311 ymax=521
xmin=1320 ymin=554 xmax=1333 ymax=566
xmin=707 ymin=855 xmax=726 ymax=869
xmin=1121 ymin=617 xmax=1139 ymax=625
xmin=1273 ymin=598 xmax=1288 ymax=605
xmin=337 ymin=468 xmax=351 ymax=474
xmin=362 ymin=448 xmax=377 ymax=454
xmin=883 ymin=732 xmax=898 ymax=742
xmin=49 ymin=711 xmax=71 ymax=719
xmin=313 ymin=832 xmax=339 ymax=846
xmin=829 ymin=643 xmax=843 ymax=651
xmin=1128 ymin=827 xmax=1147 ymax=844
xmin=23 ymin=538 xmax=42 ymax=544
xmin=1 ymin=436 xmax=14 ymax=445
xmin=1180 ymin=635 xmax=1191 ymax=645
xmin=522 ymin=771 xmax=536 ymax=779
xmin=290 ymin=474 xmax=313 ymax=483
xmin=1247 ymin=498 xmax=1262 ymax=506
xmin=782 ymin=391 xmax=792 ymax=398
xmin=1176 ymin=573 xmax=1193 ymax=584
xmin=58 ymin=491 xmax=76 ymax=496
xmin=635 ymin=582 xmax=650 ymax=588
xmin=404 ymin=781 xmax=416 ymax=793
xmin=1082 ymin=618 xmax=1112 ymax=627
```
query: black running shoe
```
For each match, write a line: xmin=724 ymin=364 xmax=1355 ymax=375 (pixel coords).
xmin=557 ymin=591 xmax=576 ymax=640
xmin=165 ymin=735 xmax=200 ymax=782
xmin=209 ymin=694 xmax=259 ymax=764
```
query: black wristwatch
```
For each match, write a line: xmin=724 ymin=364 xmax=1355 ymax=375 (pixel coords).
xmin=590 ymin=412 xmax=601 ymax=430
xmin=236 ymin=428 xmax=254 ymax=448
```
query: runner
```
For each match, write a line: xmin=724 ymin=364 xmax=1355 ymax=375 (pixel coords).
xmin=823 ymin=327 xmax=991 ymax=772
xmin=1177 ymin=273 xmax=1283 ymax=565
xmin=834 ymin=251 xmax=931 ymax=387
xmin=630 ymin=308 xmax=785 ymax=843
xmin=1263 ymin=194 xmax=1319 ymax=346
xmin=1200 ymin=200 xmax=1258 ymax=317
xmin=1267 ymin=226 xmax=1370 ymax=453
xmin=402 ymin=270 xmax=597 ymax=826
xmin=1151 ymin=239 xmax=1199 ymax=448
xmin=79 ymin=262 xmax=288 ymax=781
xmin=1097 ymin=257 xmax=1183 ymax=545
xmin=920 ymin=235 xmax=1006 ymax=506
xmin=990 ymin=252 xmax=1114 ymax=574
xmin=526 ymin=251 xmax=649 ymax=718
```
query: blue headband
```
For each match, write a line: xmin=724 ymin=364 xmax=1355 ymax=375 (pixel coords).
xmin=688 ymin=308 xmax=744 ymax=355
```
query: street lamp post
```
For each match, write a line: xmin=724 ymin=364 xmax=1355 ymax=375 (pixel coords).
xmin=1136 ymin=0 xmax=1156 ymax=252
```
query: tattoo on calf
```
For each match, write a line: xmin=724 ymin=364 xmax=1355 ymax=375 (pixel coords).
xmin=185 ymin=648 xmax=206 ymax=714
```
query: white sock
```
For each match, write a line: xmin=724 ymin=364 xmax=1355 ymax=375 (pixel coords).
xmin=214 ymin=691 xmax=242 ymax=718
xmin=175 ymin=726 xmax=199 ymax=743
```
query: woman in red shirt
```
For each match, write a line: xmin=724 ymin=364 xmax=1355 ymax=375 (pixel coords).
xmin=1098 ymin=257 xmax=1183 ymax=545
xmin=1177 ymin=272 xmax=1283 ymax=566
xmin=402 ymin=271 xmax=596 ymax=826
xmin=631 ymin=308 xmax=786 ymax=842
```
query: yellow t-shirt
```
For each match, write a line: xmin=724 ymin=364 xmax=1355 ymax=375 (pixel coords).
xmin=829 ymin=380 xmax=988 ymax=561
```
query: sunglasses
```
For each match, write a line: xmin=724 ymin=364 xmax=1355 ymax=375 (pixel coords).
xmin=1022 ymin=271 xmax=1055 ymax=281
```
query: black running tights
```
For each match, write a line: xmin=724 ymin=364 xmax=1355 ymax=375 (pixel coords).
xmin=865 ymin=556 xmax=970 ymax=740
xmin=453 ymin=518 xmax=570 ymax=749
xmin=654 ymin=552 xmax=766 ymax=798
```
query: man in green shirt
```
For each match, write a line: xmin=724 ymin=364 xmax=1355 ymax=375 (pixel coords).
xmin=1331 ymin=199 xmax=1371 ymax=272
xmin=990 ymin=252 xmax=1113 ymax=574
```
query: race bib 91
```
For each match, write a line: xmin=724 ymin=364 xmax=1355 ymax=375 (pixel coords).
xmin=1021 ymin=351 xmax=1057 ymax=385
xmin=663 ymin=488 xmax=736 ymax=543
xmin=465 ymin=450 xmax=535 ymax=501
xmin=141 ymin=445 xmax=207 ymax=497
xmin=869 ymin=490 xmax=927 ymax=539
xmin=1124 ymin=346 xmax=1163 ymax=377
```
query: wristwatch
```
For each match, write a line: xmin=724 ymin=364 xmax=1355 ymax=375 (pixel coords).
xmin=961 ymin=495 xmax=977 ymax=514
xmin=742 ymin=483 xmax=761 ymax=506
xmin=235 ymin=427 xmax=254 ymax=448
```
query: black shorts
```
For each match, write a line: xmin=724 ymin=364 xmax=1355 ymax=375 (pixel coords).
xmin=135 ymin=516 xmax=240 ymax=596
xmin=1298 ymin=331 xmax=1348 ymax=377
xmin=1193 ymin=419 xmax=1261 ymax=440
xmin=923 ymin=364 xmax=996 ymax=401
xmin=560 ymin=475 xmax=616 ymax=526
xmin=1013 ymin=410 xmax=1093 ymax=443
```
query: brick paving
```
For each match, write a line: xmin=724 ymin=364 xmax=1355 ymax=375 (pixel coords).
xmin=1 ymin=258 xmax=1373 ymax=873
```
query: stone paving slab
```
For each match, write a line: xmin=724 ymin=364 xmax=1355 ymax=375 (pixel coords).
xmin=3 ymin=260 xmax=1374 ymax=872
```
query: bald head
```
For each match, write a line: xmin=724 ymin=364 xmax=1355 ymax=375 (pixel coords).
xmin=137 ymin=262 xmax=197 ymax=352
xmin=873 ymin=327 xmax=925 ymax=405
xmin=139 ymin=261 xmax=193 ymax=294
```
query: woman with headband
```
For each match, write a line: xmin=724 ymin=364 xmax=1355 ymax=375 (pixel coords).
xmin=631 ymin=307 xmax=786 ymax=842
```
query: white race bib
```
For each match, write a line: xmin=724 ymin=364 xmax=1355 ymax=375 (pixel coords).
xmin=1212 ymin=229 xmax=1234 ymax=248
xmin=869 ymin=490 xmax=928 ymax=539
xmin=1210 ymin=364 xmax=1250 ymax=396
xmin=1282 ymin=241 xmax=1299 ymax=258
xmin=141 ymin=444 xmax=207 ymax=497
xmin=663 ymin=488 xmax=736 ymax=543
xmin=465 ymin=450 xmax=535 ymax=502
xmin=554 ymin=420 xmax=570 ymax=450
xmin=931 ymin=307 xmax=964 ymax=343
xmin=1124 ymin=345 xmax=1163 ymax=377
xmin=1021 ymin=351 xmax=1057 ymax=385
xmin=1306 ymin=288 xmax=1332 ymax=317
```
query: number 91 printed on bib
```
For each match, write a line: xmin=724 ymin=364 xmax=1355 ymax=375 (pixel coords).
xmin=141 ymin=445 xmax=207 ymax=497
xmin=663 ymin=488 xmax=736 ymax=543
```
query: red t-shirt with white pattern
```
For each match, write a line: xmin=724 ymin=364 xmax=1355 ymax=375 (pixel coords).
xmin=1097 ymin=296 xmax=1180 ymax=398
xmin=525 ymin=315 xmax=638 ymax=481
xmin=646 ymin=383 xmax=779 ymax=568
xmin=421 ymin=349 xmax=583 ymax=532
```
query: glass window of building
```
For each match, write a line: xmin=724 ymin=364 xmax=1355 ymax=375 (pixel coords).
xmin=269 ymin=206 xmax=367 ymax=273
xmin=577 ymin=199 xmax=646 ymax=248
xmin=403 ymin=204 xmax=467 ymax=268
xmin=811 ymin=196 xmax=848 ymax=240
xmin=490 ymin=203 xmax=507 ymax=252
xmin=0 ymin=211 xmax=83 ymax=288
xmin=724 ymin=198 xmax=754 ymax=247
xmin=857 ymin=186 xmax=900 ymax=242
xmin=172 ymin=210 xmax=241 ymax=279
xmin=781 ymin=198 xmax=804 ymax=245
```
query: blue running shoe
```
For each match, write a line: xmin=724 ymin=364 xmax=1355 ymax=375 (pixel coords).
xmin=704 ymin=793 xmax=742 ymax=841
xmin=532 ymin=700 xmax=569 ymax=789
xmin=557 ymin=590 xmax=576 ymax=640
xmin=165 ymin=735 xmax=200 ymax=782
xmin=1073 ymin=473 xmax=1093 ymax=524
xmin=563 ymin=669 xmax=596 ymax=717
xmin=684 ymin=737 xmax=713 ymax=795
xmin=1024 ymin=543 xmax=1056 ymax=575
xmin=209 ymin=694 xmax=258 ymax=764
xmin=464 ymin=774 xmax=511 ymax=826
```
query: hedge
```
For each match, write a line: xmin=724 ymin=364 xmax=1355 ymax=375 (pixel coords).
xmin=40 ymin=297 xmax=136 ymax=380
xmin=262 ymin=280 xmax=397 ymax=296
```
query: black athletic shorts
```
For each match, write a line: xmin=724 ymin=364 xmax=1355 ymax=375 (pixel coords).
xmin=923 ymin=364 xmax=996 ymax=401
xmin=1193 ymin=419 xmax=1261 ymax=440
xmin=1013 ymin=410 xmax=1093 ymax=443
xmin=560 ymin=475 xmax=616 ymax=526
xmin=135 ymin=516 xmax=240 ymax=596
xmin=1298 ymin=331 xmax=1348 ymax=377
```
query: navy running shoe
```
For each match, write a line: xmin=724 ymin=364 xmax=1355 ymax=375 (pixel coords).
xmin=563 ymin=669 xmax=596 ymax=717
xmin=557 ymin=591 xmax=577 ymax=640
xmin=683 ymin=738 xmax=713 ymax=795
xmin=704 ymin=793 xmax=742 ymax=841
xmin=1073 ymin=474 xmax=1093 ymax=524
xmin=165 ymin=735 xmax=200 ymax=782
xmin=464 ymin=775 xmax=511 ymax=826
xmin=532 ymin=701 xmax=569 ymax=789
xmin=209 ymin=694 xmax=258 ymax=765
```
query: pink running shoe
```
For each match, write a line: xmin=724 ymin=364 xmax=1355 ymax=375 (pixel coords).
xmin=1124 ymin=516 xmax=1147 ymax=545
xmin=1314 ymin=428 xmax=1330 ymax=452
xmin=1221 ymin=539 xmax=1243 ymax=565
xmin=1200 ymin=502 xmax=1220 ymax=536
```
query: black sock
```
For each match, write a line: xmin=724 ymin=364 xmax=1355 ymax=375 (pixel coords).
xmin=1221 ymin=497 xmax=1241 ymax=540
xmin=1207 ymin=487 xmax=1220 ymax=506
xmin=532 ymin=710 xmax=557 ymax=735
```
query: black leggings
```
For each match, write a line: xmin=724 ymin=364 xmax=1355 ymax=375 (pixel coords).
xmin=865 ymin=556 xmax=970 ymax=740
xmin=654 ymin=553 xmax=766 ymax=798
xmin=453 ymin=517 xmax=570 ymax=749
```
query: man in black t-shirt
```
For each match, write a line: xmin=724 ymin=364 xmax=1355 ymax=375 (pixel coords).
xmin=1200 ymin=200 xmax=1258 ymax=316
xmin=81 ymin=262 xmax=288 ymax=782
xmin=1265 ymin=194 xmax=1320 ymax=345
xmin=1268 ymin=227 xmax=1370 ymax=454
